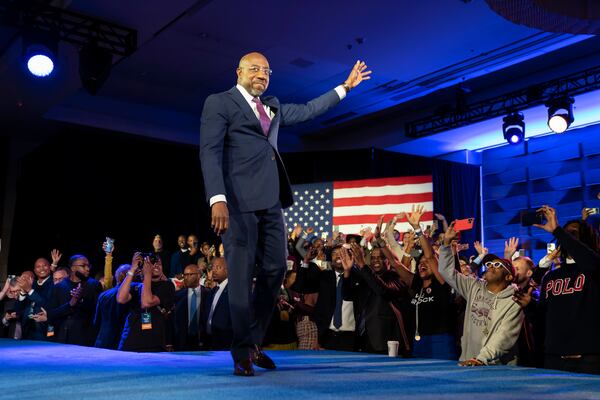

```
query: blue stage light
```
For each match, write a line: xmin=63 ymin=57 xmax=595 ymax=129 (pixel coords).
xmin=502 ymin=113 xmax=525 ymax=145
xmin=26 ymin=53 xmax=54 ymax=77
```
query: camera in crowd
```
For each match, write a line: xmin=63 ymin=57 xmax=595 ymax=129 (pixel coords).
xmin=138 ymin=252 xmax=160 ymax=268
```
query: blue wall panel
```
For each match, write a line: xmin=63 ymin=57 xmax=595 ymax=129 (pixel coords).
xmin=482 ymin=124 xmax=600 ymax=263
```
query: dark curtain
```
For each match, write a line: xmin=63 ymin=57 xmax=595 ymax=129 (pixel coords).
xmin=7 ymin=132 xmax=480 ymax=274
xmin=8 ymin=130 xmax=214 ymax=275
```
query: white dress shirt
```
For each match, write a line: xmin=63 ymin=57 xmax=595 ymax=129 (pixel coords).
xmin=329 ymin=272 xmax=356 ymax=332
xmin=209 ymin=85 xmax=347 ymax=207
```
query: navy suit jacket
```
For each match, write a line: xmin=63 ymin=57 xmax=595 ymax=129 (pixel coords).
xmin=15 ymin=277 xmax=54 ymax=340
xmin=205 ymin=284 xmax=232 ymax=350
xmin=173 ymin=286 xmax=210 ymax=350
xmin=200 ymin=86 xmax=341 ymax=211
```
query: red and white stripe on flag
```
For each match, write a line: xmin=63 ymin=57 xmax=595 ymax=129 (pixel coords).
xmin=332 ymin=175 xmax=434 ymax=234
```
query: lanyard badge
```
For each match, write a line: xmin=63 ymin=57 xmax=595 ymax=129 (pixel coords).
xmin=141 ymin=311 xmax=153 ymax=330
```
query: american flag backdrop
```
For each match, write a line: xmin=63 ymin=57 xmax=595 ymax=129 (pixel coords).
xmin=284 ymin=176 xmax=434 ymax=235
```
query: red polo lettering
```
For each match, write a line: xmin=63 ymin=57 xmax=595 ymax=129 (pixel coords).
xmin=552 ymin=279 xmax=564 ymax=296
xmin=545 ymin=281 xmax=554 ymax=299
xmin=562 ymin=278 xmax=575 ymax=294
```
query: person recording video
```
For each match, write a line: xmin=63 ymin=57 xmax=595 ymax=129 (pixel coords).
xmin=117 ymin=252 xmax=175 ymax=352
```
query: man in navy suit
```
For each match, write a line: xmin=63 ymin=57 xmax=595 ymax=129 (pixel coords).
xmin=16 ymin=258 xmax=54 ymax=340
xmin=173 ymin=264 xmax=210 ymax=350
xmin=200 ymin=52 xmax=371 ymax=376
xmin=204 ymin=257 xmax=233 ymax=350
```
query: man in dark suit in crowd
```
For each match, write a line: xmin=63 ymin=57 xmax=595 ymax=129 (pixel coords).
xmin=293 ymin=245 xmax=360 ymax=351
xmin=16 ymin=258 xmax=54 ymax=340
xmin=93 ymin=264 xmax=131 ymax=349
xmin=200 ymin=51 xmax=371 ymax=376
xmin=49 ymin=254 xmax=103 ymax=346
xmin=174 ymin=264 xmax=210 ymax=350
xmin=341 ymin=245 xmax=411 ymax=355
xmin=204 ymin=257 xmax=232 ymax=350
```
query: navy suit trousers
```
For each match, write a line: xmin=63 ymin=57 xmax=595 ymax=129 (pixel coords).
xmin=222 ymin=201 xmax=287 ymax=361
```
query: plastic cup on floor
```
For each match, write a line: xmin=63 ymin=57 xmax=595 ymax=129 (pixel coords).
xmin=387 ymin=340 xmax=399 ymax=357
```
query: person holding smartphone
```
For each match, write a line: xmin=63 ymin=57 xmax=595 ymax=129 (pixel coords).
xmin=117 ymin=253 xmax=175 ymax=352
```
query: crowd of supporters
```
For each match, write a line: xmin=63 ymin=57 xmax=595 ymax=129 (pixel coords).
xmin=1 ymin=204 xmax=598 ymax=375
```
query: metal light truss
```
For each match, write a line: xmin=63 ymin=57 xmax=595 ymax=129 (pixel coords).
xmin=405 ymin=65 xmax=600 ymax=138
xmin=0 ymin=0 xmax=137 ymax=56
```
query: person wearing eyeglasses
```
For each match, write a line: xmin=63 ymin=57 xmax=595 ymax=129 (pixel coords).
xmin=49 ymin=254 xmax=103 ymax=346
xmin=200 ymin=52 xmax=371 ymax=377
xmin=438 ymin=223 xmax=523 ymax=366
xmin=173 ymin=264 xmax=210 ymax=350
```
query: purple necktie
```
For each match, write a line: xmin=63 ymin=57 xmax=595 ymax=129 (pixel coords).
xmin=252 ymin=97 xmax=271 ymax=136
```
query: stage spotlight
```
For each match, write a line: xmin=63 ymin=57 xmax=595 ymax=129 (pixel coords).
xmin=79 ymin=41 xmax=113 ymax=95
xmin=502 ymin=112 xmax=525 ymax=145
xmin=547 ymin=97 xmax=574 ymax=133
xmin=23 ymin=37 xmax=57 ymax=78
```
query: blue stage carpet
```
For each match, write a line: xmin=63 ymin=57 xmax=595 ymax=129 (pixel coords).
xmin=1 ymin=339 xmax=599 ymax=400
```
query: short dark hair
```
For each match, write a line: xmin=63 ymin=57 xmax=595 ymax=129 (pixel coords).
xmin=68 ymin=255 xmax=87 ymax=268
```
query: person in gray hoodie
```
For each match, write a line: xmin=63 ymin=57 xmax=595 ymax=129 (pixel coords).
xmin=438 ymin=223 xmax=523 ymax=366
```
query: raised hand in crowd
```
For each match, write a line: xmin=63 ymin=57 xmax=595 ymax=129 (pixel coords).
xmin=533 ymin=205 xmax=559 ymax=233
xmin=473 ymin=241 xmax=488 ymax=257
xmin=292 ymin=224 xmax=303 ymax=238
xmin=0 ymin=278 xmax=10 ymax=300
xmin=407 ymin=205 xmax=425 ymax=230
xmin=435 ymin=213 xmax=449 ymax=232
xmin=102 ymin=241 xmax=114 ymax=256
xmin=504 ymin=237 xmax=519 ymax=260
xmin=305 ymin=227 xmax=315 ymax=236
xmin=367 ymin=215 xmax=385 ymax=248
xmin=546 ymin=246 xmax=561 ymax=267
xmin=581 ymin=207 xmax=595 ymax=221
xmin=443 ymin=221 xmax=459 ymax=246
xmin=17 ymin=273 xmax=33 ymax=294
xmin=403 ymin=230 xmax=416 ymax=256
xmin=51 ymin=249 xmax=62 ymax=270
xmin=339 ymin=245 xmax=354 ymax=276
xmin=350 ymin=243 xmax=366 ymax=269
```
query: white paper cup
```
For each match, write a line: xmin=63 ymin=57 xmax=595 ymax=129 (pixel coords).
xmin=387 ymin=340 xmax=399 ymax=357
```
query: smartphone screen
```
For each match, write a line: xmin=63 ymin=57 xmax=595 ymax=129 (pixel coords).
xmin=521 ymin=210 xmax=543 ymax=227
xmin=547 ymin=243 xmax=556 ymax=254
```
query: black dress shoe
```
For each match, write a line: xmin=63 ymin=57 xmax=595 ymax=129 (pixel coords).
xmin=251 ymin=345 xmax=276 ymax=370
xmin=233 ymin=358 xmax=255 ymax=377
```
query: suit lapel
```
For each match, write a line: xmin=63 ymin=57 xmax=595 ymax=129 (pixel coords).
xmin=227 ymin=87 xmax=263 ymax=134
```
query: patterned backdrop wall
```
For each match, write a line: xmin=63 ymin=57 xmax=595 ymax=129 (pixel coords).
xmin=481 ymin=123 xmax=600 ymax=264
